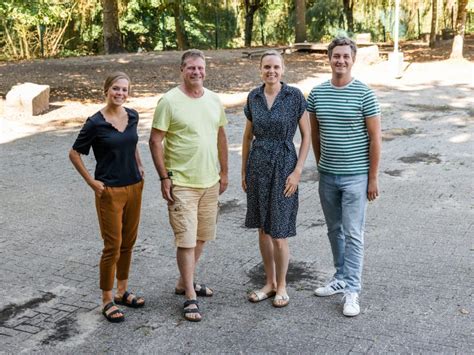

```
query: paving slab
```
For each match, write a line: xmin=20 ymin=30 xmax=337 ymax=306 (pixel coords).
xmin=0 ymin=60 xmax=473 ymax=353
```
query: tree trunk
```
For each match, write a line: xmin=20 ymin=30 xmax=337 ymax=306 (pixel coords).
xmin=172 ymin=2 xmax=188 ymax=50
xmin=295 ymin=0 xmax=306 ymax=43
xmin=450 ymin=0 xmax=468 ymax=59
xmin=429 ymin=0 xmax=438 ymax=48
xmin=20 ymin=28 xmax=30 ymax=59
xmin=2 ymin=21 xmax=18 ymax=58
xmin=244 ymin=0 xmax=262 ymax=47
xmin=102 ymin=0 xmax=124 ymax=54
xmin=343 ymin=0 xmax=354 ymax=33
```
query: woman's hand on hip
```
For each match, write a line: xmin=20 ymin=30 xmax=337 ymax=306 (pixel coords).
xmin=89 ymin=180 xmax=105 ymax=196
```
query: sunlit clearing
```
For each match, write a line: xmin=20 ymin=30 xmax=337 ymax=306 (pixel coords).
xmin=449 ymin=133 xmax=471 ymax=143
xmin=229 ymin=144 xmax=242 ymax=156
xmin=219 ymin=92 xmax=247 ymax=107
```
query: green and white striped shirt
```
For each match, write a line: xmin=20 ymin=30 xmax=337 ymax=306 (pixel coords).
xmin=307 ymin=79 xmax=380 ymax=175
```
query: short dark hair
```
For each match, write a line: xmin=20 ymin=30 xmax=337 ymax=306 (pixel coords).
xmin=181 ymin=49 xmax=205 ymax=68
xmin=103 ymin=72 xmax=131 ymax=95
xmin=328 ymin=37 xmax=357 ymax=59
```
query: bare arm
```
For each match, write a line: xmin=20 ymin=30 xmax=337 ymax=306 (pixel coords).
xmin=149 ymin=128 xmax=173 ymax=203
xmin=366 ymin=115 xmax=382 ymax=201
xmin=217 ymin=126 xmax=229 ymax=195
xmin=69 ymin=149 xmax=105 ymax=196
xmin=284 ymin=111 xmax=311 ymax=197
xmin=135 ymin=147 xmax=145 ymax=178
xmin=241 ymin=119 xmax=254 ymax=192
xmin=309 ymin=112 xmax=320 ymax=164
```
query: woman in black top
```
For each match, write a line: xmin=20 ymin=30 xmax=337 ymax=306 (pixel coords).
xmin=69 ymin=72 xmax=145 ymax=323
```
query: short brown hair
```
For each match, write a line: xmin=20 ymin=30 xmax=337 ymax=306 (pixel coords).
xmin=103 ymin=72 xmax=131 ymax=95
xmin=327 ymin=37 xmax=357 ymax=59
xmin=181 ymin=49 xmax=206 ymax=68
xmin=259 ymin=50 xmax=285 ymax=69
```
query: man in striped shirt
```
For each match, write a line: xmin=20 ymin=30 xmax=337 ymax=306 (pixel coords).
xmin=307 ymin=37 xmax=382 ymax=317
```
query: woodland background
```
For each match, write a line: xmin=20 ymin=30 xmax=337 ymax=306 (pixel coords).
xmin=1 ymin=0 xmax=473 ymax=61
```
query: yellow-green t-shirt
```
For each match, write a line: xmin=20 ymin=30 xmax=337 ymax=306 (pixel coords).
xmin=152 ymin=87 xmax=227 ymax=188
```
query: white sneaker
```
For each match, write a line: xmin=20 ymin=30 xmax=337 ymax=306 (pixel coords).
xmin=343 ymin=292 xmax=360 ymax=317
xmin=314 ymin=278 xmax=346 ymax=297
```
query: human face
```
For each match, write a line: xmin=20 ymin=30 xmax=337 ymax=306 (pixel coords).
xmin=330 ymin=45 xmax=354 ymax=78
xmin=260 ymin=55 xmax=284 ymax=86
xmin=105 ymin=78 xmax=129 ymax=106
xmin=181 ymin=57 xmax=206 ymax=89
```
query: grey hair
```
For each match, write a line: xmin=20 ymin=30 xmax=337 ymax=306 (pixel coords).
xmin=181 ymin=49 xmax=206 ymax=68
xmin=327 ymin=37 xmax=357 ymax=59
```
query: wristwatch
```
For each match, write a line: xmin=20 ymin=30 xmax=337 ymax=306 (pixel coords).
xmin=160 ymin=171 xmax=173 ymax=181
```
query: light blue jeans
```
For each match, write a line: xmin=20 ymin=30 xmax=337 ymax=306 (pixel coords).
xmin=318 ymin=173 xmax=368 ymax=293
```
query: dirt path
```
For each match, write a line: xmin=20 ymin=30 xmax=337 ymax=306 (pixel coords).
xmin=0 ymin=38 xmax=473 ymax=145
xmin=0 ymin=35 xmax=472 ymax=102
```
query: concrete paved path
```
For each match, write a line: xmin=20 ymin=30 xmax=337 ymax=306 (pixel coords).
xmin=0 ymin=61 xmax=473 ymax=353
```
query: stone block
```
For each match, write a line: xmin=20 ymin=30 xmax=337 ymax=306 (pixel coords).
xmin=356 ymin=45 xmax=380 ymax=64
xmin=5 ymin=83 xmax=50 ymax=116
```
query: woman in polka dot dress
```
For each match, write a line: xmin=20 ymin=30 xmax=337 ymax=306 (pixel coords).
xmin=241 ymin=50 xmax=311 ymax=307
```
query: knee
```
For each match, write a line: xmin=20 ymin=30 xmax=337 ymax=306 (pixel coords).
xmin=102 ymin=244 xmax=120 ymax=263
xmin=327 ymin=223 xmax=342 ymax=234
xmin=272 ymin=238 xmax=288 ymax=250
xmin=258 ymin=229 xmax=271 ymax=241
xmin=120 ymin=238 xmax=136 ymax=252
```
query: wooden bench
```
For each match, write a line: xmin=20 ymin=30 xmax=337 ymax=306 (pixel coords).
xmin=241 ymin=46 xmax=291 ymax=58
xmin=292 ymin=42 xmax=328 ymax=53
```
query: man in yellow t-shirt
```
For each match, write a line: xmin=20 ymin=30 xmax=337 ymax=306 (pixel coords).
xmin=149 ymin=49 xmax=228 ymax=322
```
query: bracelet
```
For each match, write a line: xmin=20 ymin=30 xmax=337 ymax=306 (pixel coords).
xmin=160 ymin=171 xmax=173 ymax=181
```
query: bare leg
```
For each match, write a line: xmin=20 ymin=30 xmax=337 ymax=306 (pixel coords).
xmin=176 ymin=240 xmax=208 ymax=292
xmin=102 ymin=289 xmax=123 ymax=320
xmin=259 ymin=230 xmax=277 ymax=291
xmin=116 ymin=279 xmax=128 ymax=295
xmin=177 ymin=246 xmax=201 ymax=321
xmin=102 ymin=290 xmax=114 ymax=306
xmin=194 ymin=240 xmax=205 ymax=261
xmin=249 ymin=229 xmax=277 ymax=301
xmin=272 ymin=238 xmax=289 ymax=305
xmin=113 ymin=279 xmax=145 ymax=306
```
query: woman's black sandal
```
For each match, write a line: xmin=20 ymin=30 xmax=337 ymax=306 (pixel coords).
xmin=183 ymin=299 xmax=202 ymax=322
xmin=114 ymin=291 xmax=145 ymax=308
xmin=102 ymin=302 xmax=124 ymax=323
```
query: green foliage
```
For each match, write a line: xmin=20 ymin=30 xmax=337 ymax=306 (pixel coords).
xmin=256 ymin=1 xmax=292 ymax=45
xmin=181 ymin=2 xmax=238 ymax=49
xmin=307 ymin=0 xmax=345 ymax=42
xmin=118 ymin=1 xmax=238 ymax=52
xmin=120 ymin=0 xmax=162 ymax=52
xmin=0 ymin=0 xmax=77 ymax=59
xmin=0 ymin=0 xmax=472 ymax=60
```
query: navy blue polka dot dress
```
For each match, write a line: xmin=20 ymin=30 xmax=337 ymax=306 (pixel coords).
xmin=244 ymin=82 xmax=306 ymax=238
